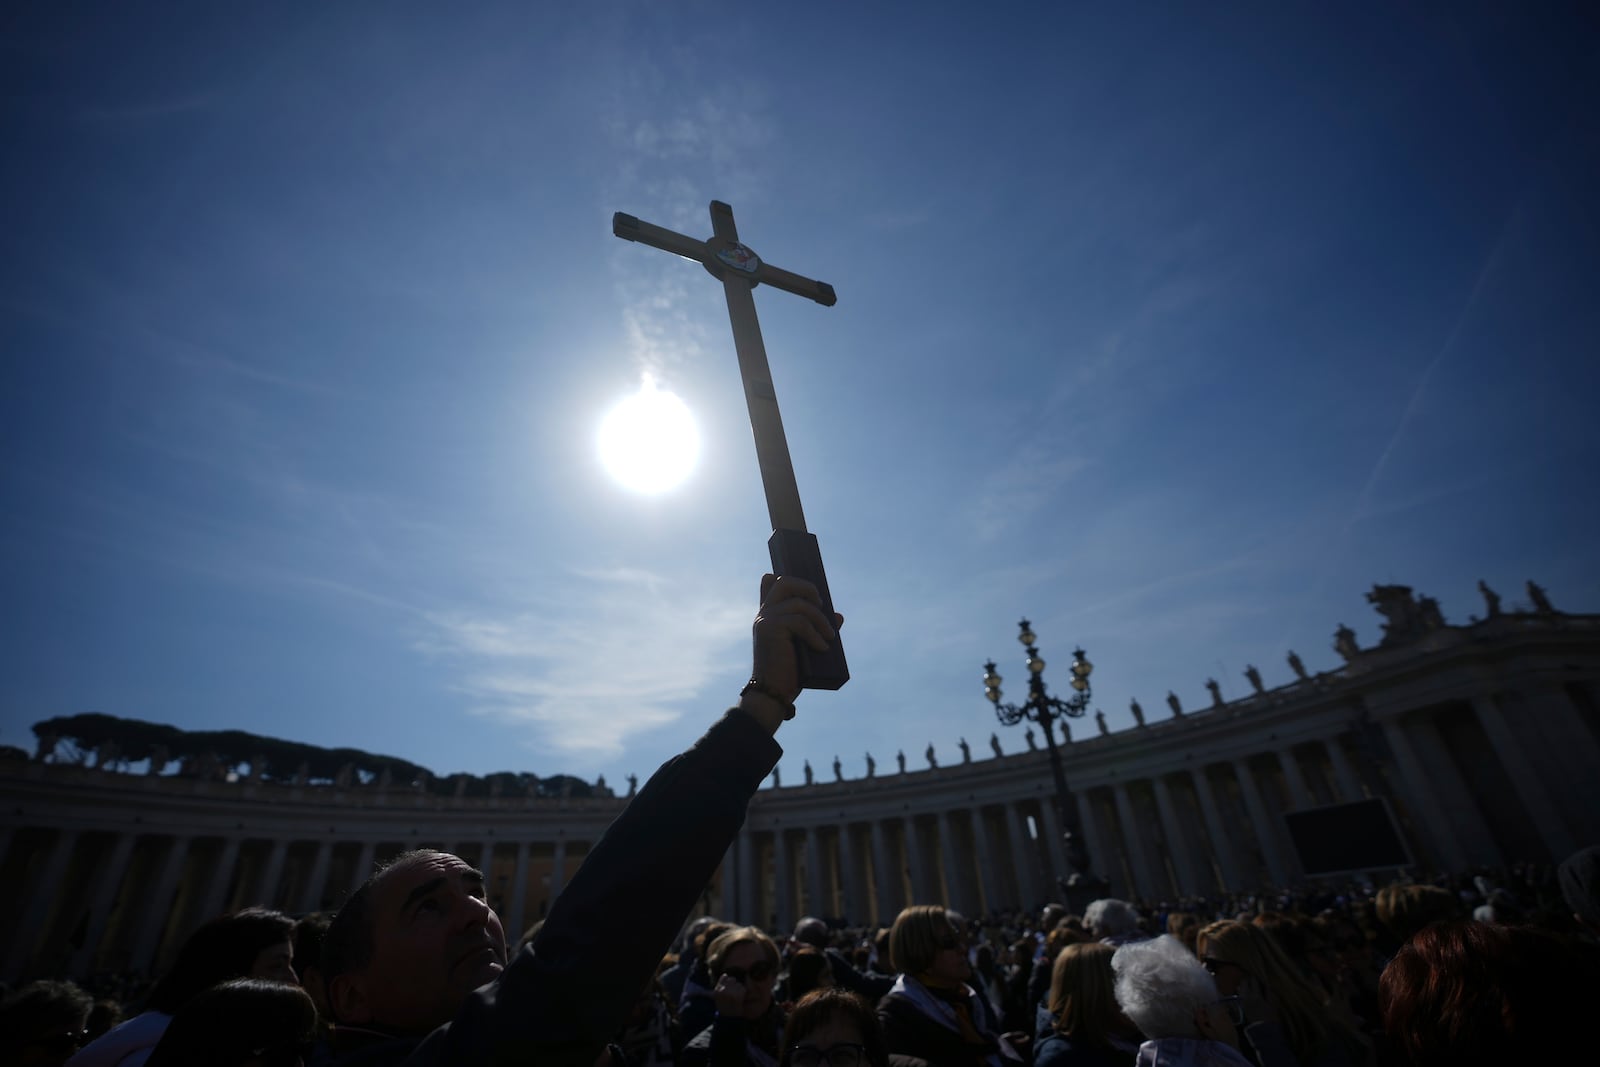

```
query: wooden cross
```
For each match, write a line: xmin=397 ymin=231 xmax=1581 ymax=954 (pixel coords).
xmin=613 ymin=200 xmax=848 ymax=689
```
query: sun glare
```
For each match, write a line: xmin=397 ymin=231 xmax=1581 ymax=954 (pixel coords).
xmin=597 ymin=377 xmax=700 ymax=494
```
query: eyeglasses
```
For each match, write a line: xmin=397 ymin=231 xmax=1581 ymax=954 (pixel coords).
xmin=1200 ymin=956 xmax=1238 ymax=975
xmin=791 ymin=1042 xmax=868 ymax=1067
xmin=719 ymin=960 xmax=775 ymax=983
xmin=1211 ymin=995 xmax=1245 ymax=1026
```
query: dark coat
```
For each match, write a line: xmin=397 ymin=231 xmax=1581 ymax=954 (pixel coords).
xmin=330 ymin=710 xmax=779 ymax=1067
xmin=679 ymin=1009 xmax=784 ymax=1067
xmin=878 ymin=991 xmax=1023 ymax=1067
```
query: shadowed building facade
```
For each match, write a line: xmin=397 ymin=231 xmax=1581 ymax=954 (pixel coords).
xmin=4 ymin=587 xmax=1598 ymax=984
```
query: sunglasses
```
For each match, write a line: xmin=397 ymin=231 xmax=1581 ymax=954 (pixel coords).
xmin=1201 ymin=956 xmax=1239 ymax=975
xmin=720 ymin=960 xmax=775 ymax=983
xmin=792 ymin=1042 xmax=868 ymax=1067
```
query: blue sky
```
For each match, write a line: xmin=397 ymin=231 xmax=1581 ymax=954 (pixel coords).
xmin=4 ymin=3 xmax=1598 ymax=787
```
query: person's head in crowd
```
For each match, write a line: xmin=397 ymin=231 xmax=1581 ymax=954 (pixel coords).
xmin=1039 ymin=904 xmax=1067 ymax=936
xmin=320 ymin=849 xmax=507 ymax=1035
xmin=1558 ymin=844 xmax=1600 ymax=935
xmin=780 ymin=988 xmax=888 ymax=1067
xmin=1379 ymin=920 xmax=1586 ymax=1066
xmin=1111 ymin=936 xmax=1240 ymax=1050
xmin=0 ymin=979 xmax=93 ymax=1067
xmin=144 ymin=979 xmax=318 ymax=1067
xmin=147 ymin=907 xmax=299 ymax=1015
xmin=1250 ymin=911 xmax=1308 ymax=962
xmin=785 ymin=947 xmax=836 ymax=1003
xmin=1084 ymin=899 xmax=1140 ymax=943
xmin=792 ymin=916 xmax=830 ymax=952
xmin=290 ymin=913 xmax=331 ymax=1022
xmin=1009 ymin=938 xmax=1036 ymax=980
xmin=1313 ymin=913 xmax=1369 ymax=973
xmin=871 ymin=928 xmax=892 ymax=972
xmin=1198 ymin=919 xmax=1350 ymax=1066
xmin=681 ymin=915 xmax=719 ymax=958
xmin=689 ymin=920 xmax=734 ymax=986
xmin=1374 ymin=884 xmax=1459 ymax=949
xmin=1047 ymin=942 xmax=1138 ymax=1052
xmin=707 ymin=926 xmax=781 ymax=1020
xmin=85 ymin=998 xmax=123 ymax=1042
xmin=1167 ymin=912 xmax=1200 ymax=954
xmin=887 ymin=905 xmax=970 ymax=987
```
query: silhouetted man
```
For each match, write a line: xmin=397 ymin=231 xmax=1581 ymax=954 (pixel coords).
xmin=318 ymin=574 xmax=841 ymax=1066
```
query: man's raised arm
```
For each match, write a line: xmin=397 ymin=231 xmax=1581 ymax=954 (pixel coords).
xmin=409 ymin=574 xmax=842 ymax=1067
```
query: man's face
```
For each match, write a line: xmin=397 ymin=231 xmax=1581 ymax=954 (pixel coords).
xmin=335 ymin=852 xmax=508 ymax=1034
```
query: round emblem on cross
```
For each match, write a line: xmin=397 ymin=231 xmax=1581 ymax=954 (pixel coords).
xmin=715 ymin=242 xmax=761 ymax=275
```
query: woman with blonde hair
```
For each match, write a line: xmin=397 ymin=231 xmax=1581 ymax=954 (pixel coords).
xmin=877 ymin=905 xmax=1025 ymax=1067
xmin=681 ymin=926 xmax=785 ymax=1067
xmin=1033 ymin=943 xmax=1141 ymax=1067
xmin=1195 ymin=920 xmax=1368 ymax=1067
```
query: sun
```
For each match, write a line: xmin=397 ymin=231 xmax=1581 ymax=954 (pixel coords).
xmin=597 ymin=377 xmax=701 ymax=494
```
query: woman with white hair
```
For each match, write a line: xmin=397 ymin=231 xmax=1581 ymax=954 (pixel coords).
xmin=1110 ymin=936 xmax=1254 ymax=1067
xmin=1083 ymin=900 xmax=1142 ymax=945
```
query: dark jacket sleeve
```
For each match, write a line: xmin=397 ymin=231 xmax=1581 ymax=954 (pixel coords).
xmin=407 ymin=710 xmax=780 ymax=1067
xmin=826 ymin=947 xmax=895 ymax=1002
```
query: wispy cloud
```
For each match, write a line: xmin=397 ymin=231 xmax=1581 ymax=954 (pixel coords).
xmin=79 ymin=92 xmax=222 ymax=123
xmin=969 ymin=446 xmax=1091 ymax=541
xmin=417 ymin=568 xmax=748 ymax=760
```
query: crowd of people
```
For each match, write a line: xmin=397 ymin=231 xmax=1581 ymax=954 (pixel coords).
xmin=3 ymin=576 xmax=1597 ymax=1066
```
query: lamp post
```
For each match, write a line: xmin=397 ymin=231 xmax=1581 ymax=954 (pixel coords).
xmin=983 ymin=619 xmax=1102 ymax=897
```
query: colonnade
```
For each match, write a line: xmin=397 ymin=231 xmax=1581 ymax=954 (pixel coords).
xmin=0 ymin=825 xmax=593 ymax=983
xmin=4 ymin=616 xmax=1598 ymax=985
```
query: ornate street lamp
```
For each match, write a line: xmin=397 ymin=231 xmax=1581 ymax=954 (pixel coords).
xmin=984 ymin=619 xmax=1102 ymax=897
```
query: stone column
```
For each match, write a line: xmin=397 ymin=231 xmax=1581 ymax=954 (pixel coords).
xmin=253 ymin=839 xmax=290 ymax=909
xmin=805 ymin=826 xmax=826 ymax=917
xmin=299 ymin=840 xmax=335 ymax=914
xmin=1276 ymin=749 xmax=1314 ymax=809
xmin=1003 ymin=804 xmax=1042 ymax=909
xmin=1379 ymin=719 xmax=1468 ymax=870
xmin=131 ymin=834 xmax=190 ymax=973
xmin=831 ymin=827 xmax=856 ymax=922
xmin=503 ymin=842 xmax=530 ymax=939
xmin=70 ymin=833 xmax=140 ymax=976
xmin=352 ymin=840 xmax=379 ymax=892
xmin=1111 ymin=783 xmax=1161 ymax=899
xmin=900 ymin=817 xmax=929 ymax=906
xmin=737 ymin=828 xmax=757 ymax=922
xmin=549 ymin=839 xmax=567 ymax=901
xmin=1406 ymin=717 xmax=1498 ymax=867
xmin=1323 ymin=737 xmax=1363 ymax=801
xmin=195 ymin=836 xmax=244 ymax=922
xmin=775 ymin=832 xmax=796 ymax=932
xmin=1190 ymin=769 xmax=1243 ymax=890
xmin=969 ymin=808 xmax=1004 ymax=915
xmin=1231 ymin=761 xmax=1291 ymax=885
xmin=1074 ymin=792 xmax=1109 ymax=893
xmin=870 ymin=820 xmax=895 ymax=923
xmin=4 ymin=829 xmax=81 ymax=978
xmin=936 ymin=811 xmax=967 ymax=912
xmin=1533 ymin=685 xmax=1600 ymax=781
xmin=1151 ymin=776 xmax=1207 ymax=896
xmin=1470 ymin=693 xmax=1578 ymax=859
